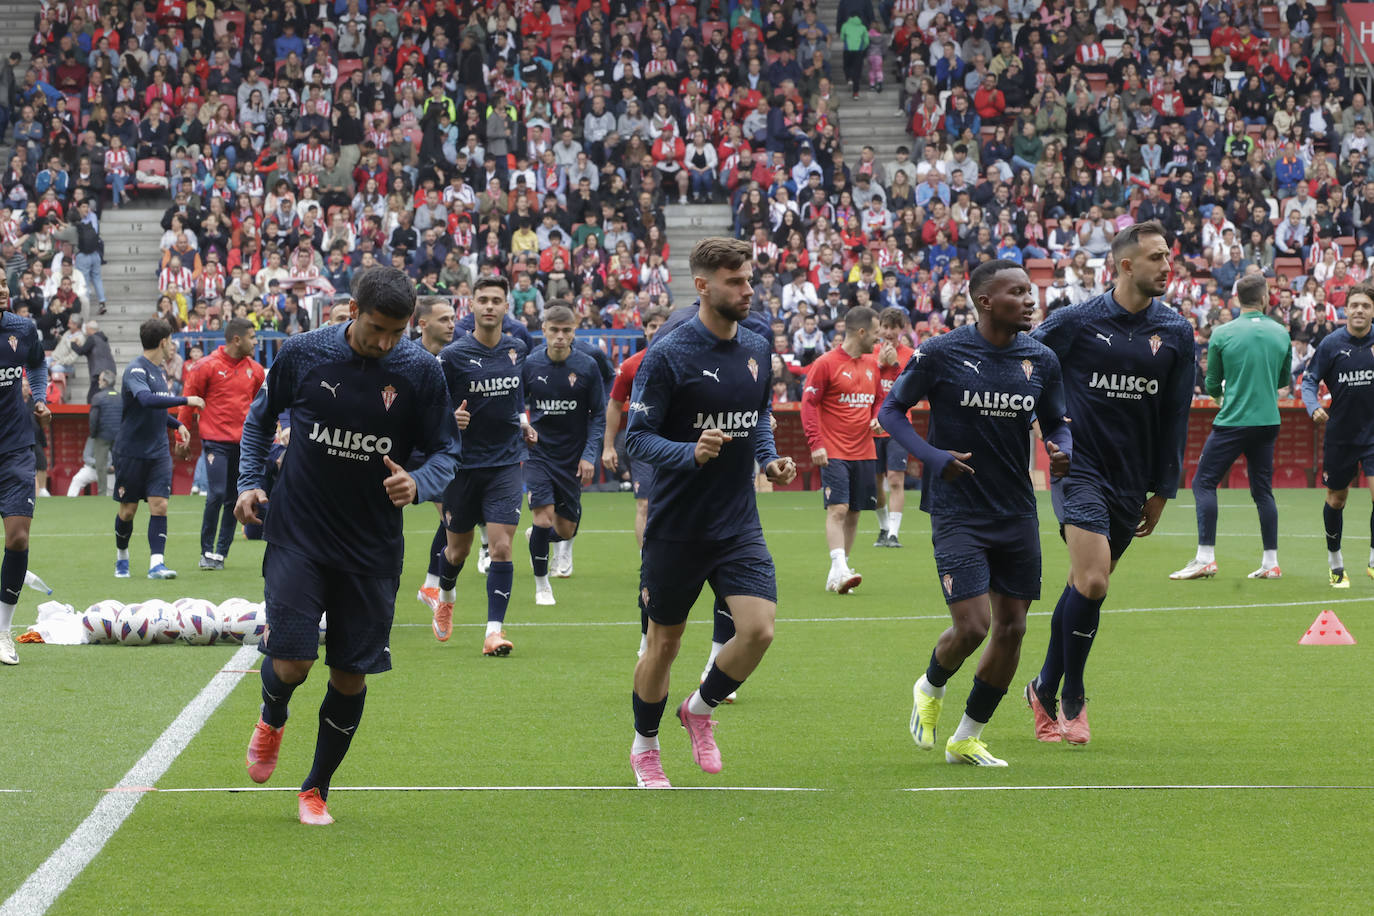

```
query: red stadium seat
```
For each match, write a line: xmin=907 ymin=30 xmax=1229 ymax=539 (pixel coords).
xmin=135 ymin=158 xmax=166 ymax=190
xmin=336 ymin=58 xmax=362 ymax=89
xmin=216 ymin=10 xmax=246 ymax=40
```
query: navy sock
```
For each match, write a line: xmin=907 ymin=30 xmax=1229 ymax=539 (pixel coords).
xmin=1324 ymin=503 xmax=1343 ymax=554
xmin=698 ymin=662 xmax=743 ymax=708
xmin=1369 ymin=502 xmax=1374 ymax=558
xmin=114 ymin=515 xmax=133 ymax=550
xmin=925 ymin=647 xmax=959 ymax=689
xmin=1194 ymin=482 xmax=1218 ymax=547
xmin=148 ymin=514 xmax=168 ymax=557
xmin=426 ymin=523 xmax=446 ymax=577
xmin=529 ymin=525 xmax=552 ymax=577
xmin=547 ymin=528 xmax=565 ymax=544
xmin=486 ymin=560 xmax=513 ymax=624
xmin=1 ymin=548 xmax=27 ymax=605
xmin=632 ymin=691 xmax=668 ymax=737
xmin=964 ymin=676 xmax=1006 ymax=724
xmin=1037 ymin=585 xmax=1072 ymax=697
xmin=301 ymin=684 xmax=366 ymax=801
xmin=438 ymin=553 xmax=462 ymax=592
xmin=711 ymin=598 xmax=735 ymax=644
xmin=1060 ymin=586 xmax=1105 ymax=704
xmin=260 ymin=661 xmax=301 ymax=728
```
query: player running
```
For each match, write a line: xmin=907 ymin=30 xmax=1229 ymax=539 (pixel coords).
xmin=113 ymin=318 xmax=204 ymax=580
xmin=1170 ymin=275 xmax=1291 ymax=581
xmin=880 ymin=260 xmax=1071 ymax=766
xmin=410 ymin=297 xmax=458 ymax=612
xmin=1025 ymin=221 xmax=1194 ymax=746
xmin=1302 ymin=284 xmax=1374 ymax=587
xmin=434 ymin=276 xmax=535 ymax=656
xmin=236 ymin=266 xmax=457 ymax=825
xmin=602 ymin=306 xmax=670 ymax=546
xmin=176 ymin=317 xmax=265 ymax=570
xmin=873 ymin=307 xmax=915 ymax=547
xmin=802 ymin=306 xmax=883 ymax=593
xmin=626 ymin=237 xmax=796 ymax=788
xmin=523 ymin=303 xmax=606 ymax=605
xmin=0 ymin=274 xmax=49 ymax=666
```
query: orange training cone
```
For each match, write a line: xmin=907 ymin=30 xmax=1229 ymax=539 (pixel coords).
xmin=1299 ymin=610 xmax=1357 ymax=646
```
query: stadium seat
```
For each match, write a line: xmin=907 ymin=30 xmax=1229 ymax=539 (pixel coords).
xmin=336 ymin=58 xmax=362 ymax=89
xmin=135 ymin=158 xmax=167 ymax=190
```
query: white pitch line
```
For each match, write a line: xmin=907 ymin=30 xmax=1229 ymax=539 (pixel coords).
xmin=0 ymin=644 xmax=257 ymax=916
xmin=902 ymin=784 xmax=1374 ymax=793
xmin=41 ymin=783 xmax=1369 ymax=796
xmin=140 ymin=785 xmax=822 ymax=793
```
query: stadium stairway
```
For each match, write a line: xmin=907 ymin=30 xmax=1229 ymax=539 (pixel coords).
xmin=665 ymin=202 xmax=732 ymax=304
xmin=818 ymin=0 xmax=912 ymax=166
xmin=0 ymin=2 xmax=33 ymax=53
xmin=85 ymin=206 xmax=168 ymax=400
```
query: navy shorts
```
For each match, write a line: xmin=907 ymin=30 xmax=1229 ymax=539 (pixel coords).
xmin=259 ymin=544 xmax=398 ymax=675
xmin=202 ymin=440 xmax=241 ymax=503
xmin=443 ymin=463 xmax=523 ymax=532
xmin=0 ymin=447 xmax=36 ymax=518
xmin=630 ymin=457 xmax=655 ymax=498
xmin=1051 ymin=475 xmax=1144 ymax=561
xmin=113 ymin=452 xmax=173 ymax=503
xmin=525 ymin=455 xmax=583 ymax=524
xmin=930 ymin=514 xmax=1041 ymax=604
xmin=874 ymin=437 xmax=911 ymax=474
xmin=820 ymin=458 xmax=878 ymax=510
xmin=1322 ymin=444 xmax=1374 ymax=491
xmin=639 ymin=530 xmax=777 ymax=626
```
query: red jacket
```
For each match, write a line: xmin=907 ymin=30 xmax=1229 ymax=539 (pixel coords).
xmin=176 ymin=345 xmax=266 ymax=443
xmin=973 ymin=87 xmax=1006 ymax=121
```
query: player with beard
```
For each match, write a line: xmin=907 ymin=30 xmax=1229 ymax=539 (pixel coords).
xmin=873 ymin=307 xmax=916 ymax=548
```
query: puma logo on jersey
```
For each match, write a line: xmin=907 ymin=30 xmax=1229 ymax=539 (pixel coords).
xmin=962 ymin=359 xmax=981 ymax=374
xmin=536 ymin=375 xmax=548 ymax=383
xmin=1339 ymin=348 xmax=1353 ymax=358
xmin=469 ymin=358 xmax=482 ymax=366
xmin=702 ymin=368 xmax=721 ymax=382
xmin=494 ymin=590 xmax=510 ymax=599
xmin=1095 ymin=333 xmax=1113 ymax=346
xmin=318 ymin=380 xmax=340 ymax=397
xmin=840 ymin=370 xmax=852 ymax=379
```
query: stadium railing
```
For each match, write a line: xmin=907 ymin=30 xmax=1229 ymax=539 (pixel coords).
xmin=173 ymin=330 xmax=288 ymax=366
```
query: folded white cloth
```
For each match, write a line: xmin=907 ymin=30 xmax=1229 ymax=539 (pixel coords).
xmin=27 ymin=601 xmax=87 ymax=645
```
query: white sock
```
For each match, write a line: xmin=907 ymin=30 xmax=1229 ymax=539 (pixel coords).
xmin=1195 ymin=545 xmax=1215 ymax=564
xmin=889 ymin=512 xmax=903 ymax=537
xmin=875 ymin=506 xmax=889 ymax=530
xmin=631 ymin=732 xmax=659 ymax=754
xmin=439 ymin=588 xmax=456 ymax=602
xmin=686 ymin=689 xmax=712 ymax=716
xmin=707 ymin=640 xmax=725 ymax=668
xmin=637 ymin=634 xmax=647 ymax=657
xmin=116 ymin=548 xmax=129 ymax=561
xmin=149 ymin=553 xmax=164 ymax=568
xmin=534 ymin=574 xmax=550 ymax=589
xmin=1330 ymin=550 xmax=1345 ymax=571
xmin=1368 ymin=546 xmax=1373 ymax=567
xmin=829 ymin=547 xmax=846 ymax=572
xmin=916 ymin=673 xmax=945 ymax=700
xmin=479 ymin=525 xmax=489 ymax=548
xmin=0 ymin=601 xmax=14 ymax=630
xmin=423 ymin=572 xmax=440 ymax=589
xmin=562 ymin=539 xmax=573 ymax=561
xmin=485 ymin=621 xmax=503 ymax=637
xmin=950 ymin=713 xmax=985 ymax=742
xmin=1262 ymin=549 xmax=1278 ymax=569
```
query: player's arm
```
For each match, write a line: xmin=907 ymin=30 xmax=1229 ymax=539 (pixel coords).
xmin=238 ymin=353 xmax=296 ymax=495
xmin=407 ymin=372 xmax=461 ymax=504
xmin=625 ymin=348 xmax=698 ymax=469
xmin=1301 ymin=341 xmax=1329 ymax=420
xmin=1277 ymin=338 xmax=1293 ymax=393
xmin=1204 ymin=335 xmax=1224 ymax=403
xmin=1034 ymin=356 xmax=1073 ymax=478
xmin=1148 ymin=327 xmax=1196 ymax=501
xmin=877 ymin=351 xmax=969 ymax=479
xmin=581 ymin=368 xmax=607 ymax=467
xmin=176 ymin=360 xmax=206 ymax=427
xmin=25 ymin=329 xmax=48 ymax=418
xmin=126 ymin=366 xmax=188 ymax=410
xmin=799 ymin=358 xmax=829 ymax=462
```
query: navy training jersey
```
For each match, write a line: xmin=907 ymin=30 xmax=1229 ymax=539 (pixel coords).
xmin=0 ymin=310 xmax=45 ymax=456
xmin=627 ymin=315 xmax=780 ymax=541
xmin=238 ymin=322 xmax=458 ymax=578
xmin=456 ymin=311 xmax=534 ymax=349
xmin=1032 ymin=291 xmax=1194 ymax=498
xmin=882 ymin=324 xmax=1069 ymax=519
xmin=439 ymin=331 xmax=528 ymax=468
xmin=1302 ymin=327 xmax=1374 ymax=448
xmin=115 ymin=355 xmax=186 ymax=459
xmin=573 ymin=338 xmax=616 ymax=387
xmin=523 ymin=345 xmax=607 ymax=466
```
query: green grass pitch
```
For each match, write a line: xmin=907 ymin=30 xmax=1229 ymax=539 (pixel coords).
xmin=2 ymin=489 xmax=1371 ymax=914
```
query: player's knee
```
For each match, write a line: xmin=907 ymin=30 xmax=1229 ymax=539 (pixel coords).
xmin=644 ymin=628 xmax=681 ymax=658
xmin=5 ymin=527 xmax=29 ymax=551
xmin=992 ymin=616 xmax=1026 ymax=645
xmin=735 ymin=616 xmax=774 ymax=650
xmin=328 ymin=669 xmax=365 ymax=695
xmin=1075 ymin=573 xmax=1109 ymax=600
xmin=952 ymin=617 xmax=989 ymax=648
xmin=275 ymin=658 xmax=313 ymax=685
xmin=1327 ymin=491 xmax=1348 ymax=509
xmin=445 ymin=542 xmax=470 ymax=564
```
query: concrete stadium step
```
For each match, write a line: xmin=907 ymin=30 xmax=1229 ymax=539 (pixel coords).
xmin=664 ymin=203 xmax=732 ymax=304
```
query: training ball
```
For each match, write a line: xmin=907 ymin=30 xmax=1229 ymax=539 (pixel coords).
xmin=82 ymin=600 xmax=125 ymax=644
xmin=141 ymin=599 xmax=179 ymax=643
xmin=224 ymin=603 xmax=267 ymax=645
xmin=116 ymin=605 xmax=156 ymax=646
xmin=179 ymin=605 xmax=222 ymax=646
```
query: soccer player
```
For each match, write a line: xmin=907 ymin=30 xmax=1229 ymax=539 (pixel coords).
xmin=602 ymin=306 xmax=670 ymax=545
xmin=410 ymin=296 xmax=458 ymax=612
xmin=113 ymin=318 xmax=204 ymax=580
xmin=1025 ymin=221 xmax=1194 ymax=745
xmin=880 ymin=260 xmax=1071 ymax=766
xmin=1302 ymin=284 xmax=1374 ymax=587
xmin=434 ymin=276 xmax=534 ymax=655
xmin=551 ymin=333 xmax=615 ymax=578
xmin=236 ymin=266 xmax=457 ymax=825
xmin=176 ymin=317 xmax=265 ymax=570
xmin=1170 ymin=275 xmax=1292 ymax=581
xmin=523 ymin=303 xmax=606 ymax=605
xmin=626 ymin=237 xmax=796 ymax=788
xmin=801 ymin=305 xmax=883 ymax=593
xmin=0 ymin=275 xmax=49 ymax=666
xmin=873 ymin=307 xmax=915 ymax=547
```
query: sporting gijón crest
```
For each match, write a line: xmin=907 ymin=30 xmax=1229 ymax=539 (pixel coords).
xmin=381 ymin=384 xmax=397 ymax=411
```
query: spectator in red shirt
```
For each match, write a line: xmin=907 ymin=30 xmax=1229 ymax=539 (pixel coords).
xmin=973 ymin=74 xmax=1006 ymax=123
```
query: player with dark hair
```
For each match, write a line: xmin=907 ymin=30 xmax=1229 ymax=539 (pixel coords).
xmin=1302 ymin=284 xmax=1374 ymax=587
xmin=0 ymin=272 xmax=49 ymax=665
xmin=549 ymin=324 xmax=615 ymax=578
xmin=236 ymin=266 xmax=457 ymax=825
xmin=1171 ymin=274 xmax=1291 ymax=581
xmin=873 ymin=307 xmax=915 ymax=548
xmin=1024 ymin=221 xmax=1194 ymax=746
xmin=113 ymin=318 xmax=204 ymax=580
xmin=880 ymin=260 xmax=1071 ymax=766
xmin=626 ymin=237 xmax=796 ymax=788
xmin=523 ymin=303 xmax=606 ymax=605
xmin=411 ymin=296 xmax=458 ymax=612
xmin=802 ymin=305 xmax=883 ymax=593
xmin=176 ymin=316 xmax=265 ymax=570
xmin=433 ymin=275 xmax=535 ymax=656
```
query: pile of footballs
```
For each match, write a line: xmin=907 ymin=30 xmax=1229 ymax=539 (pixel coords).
xmin=81 ymin=598 xmax=326 ymax=646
